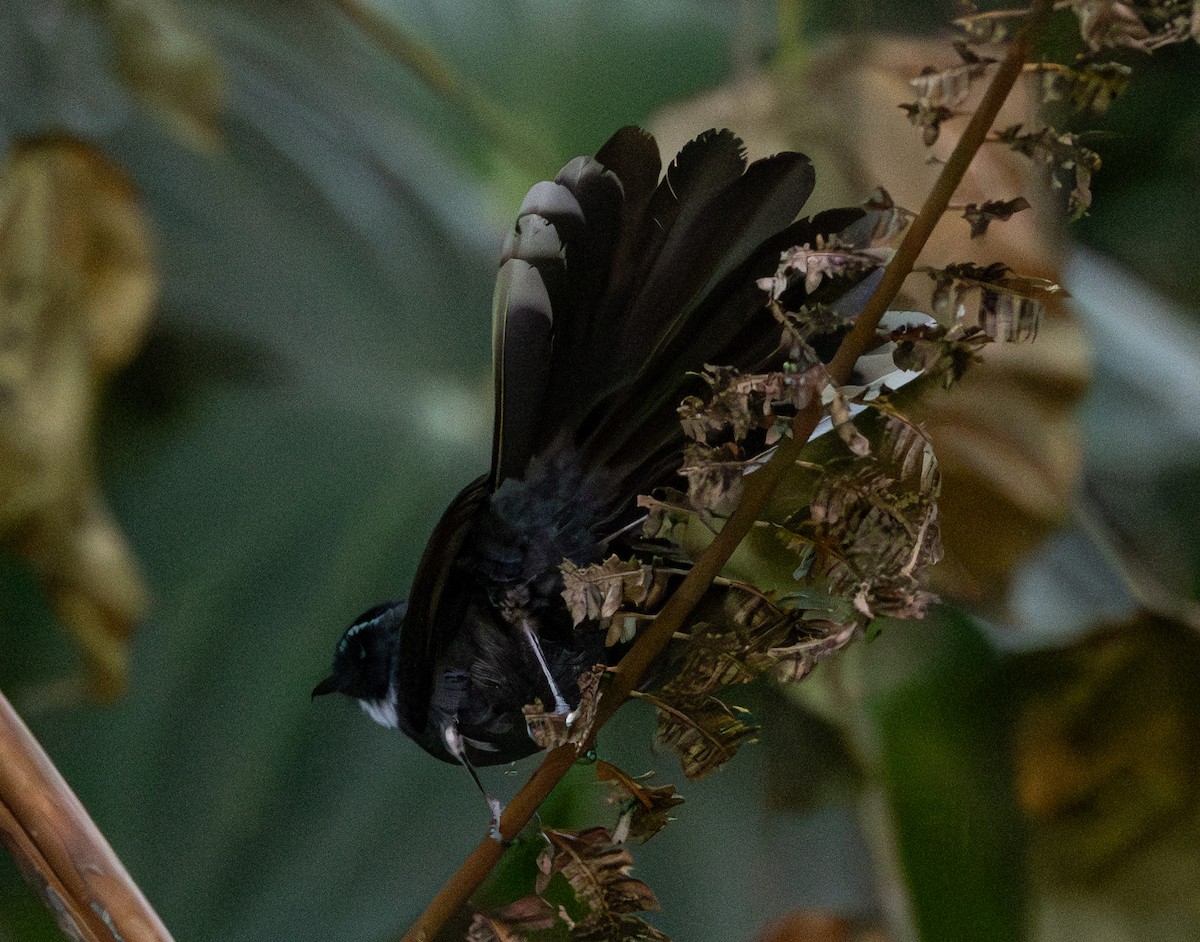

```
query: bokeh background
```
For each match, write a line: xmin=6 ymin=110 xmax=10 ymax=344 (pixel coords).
xmin=2 ymin=2 xmax=1199 ymax=941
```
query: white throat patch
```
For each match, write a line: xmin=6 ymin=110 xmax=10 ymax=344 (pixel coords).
xmin=360 ymin=686 xmax=399 ymax=729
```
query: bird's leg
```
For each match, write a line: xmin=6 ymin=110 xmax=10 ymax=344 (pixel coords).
xmin=442 ymin=724 xmax=505 ymax=841
xmin=516 ymin=615 xmax=571 ymax=718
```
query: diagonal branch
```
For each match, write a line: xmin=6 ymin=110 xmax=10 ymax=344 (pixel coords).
xmin=400 ymin=4 xmax=1055 ymax=939
xmin=0 ymin=690 xmax=174 ymax=941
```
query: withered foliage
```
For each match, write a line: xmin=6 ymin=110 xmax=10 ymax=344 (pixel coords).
xmin=634 ymin=586 xmax=871 ymax=778
xmin=664 ymin=590 xmax=840 ymax=697
xmin=889 ymin=322 xmax=992 ymax=390
xmin=540 ymin=828 xmax=662 ymax=919
xmin=662 ymin=305 xmax=857 ymax=524
xmin=909 ymin=42 xmax=998 ymax=108
xmin=641 ymin=692 xmax=760 ymax=781
xmin=940 ymin=1 xmax=1193 ymax=229
xmin=0 ymin=136 xmax=156 ymax=702
xmin=524 ymin=666 xmax=605 ymax=750
xmin=468 ymin=896 xmax=560 ymax=942
xmin=918 ymin=261 xmax=1062 ymax=341
xmin=561 ymin=556 xmax=671 ymax=646
xmin=1070 ymin=0 xmax=1198 ymax=51
xmin=802 ymin=418 xmax=943 ymax=621
xmin=899 ymin=99 xmax=959 ymax=147
xmin=756 ymin=238 xmax=892 ymax=299
xmin=472 ymin=826 xmax=669 ymax=941
xmin=994 ymin=123 xmax=1100 ymax=218
xmin=678 ymin=441 xmax=762 ymax=517
xmin=961 ymin=196 xmax=1031 ymax=238
xmin=953 ymin=8 xmax=1022 ymax=44
xmin=1033 ymin=60 xmax=1133 ymax=114
xmin=596 ymin=762 xmax=685 ymax=845
xmin=956 ymin=0 xmax=1198 ymax=51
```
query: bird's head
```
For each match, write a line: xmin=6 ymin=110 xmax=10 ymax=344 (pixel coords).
xmin=312 ymin=601 xmax=406 ymax=728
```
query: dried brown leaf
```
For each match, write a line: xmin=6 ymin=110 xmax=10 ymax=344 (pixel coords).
xmin=822 ymin=384 xmax=871 ymax=456
xmin=961 ymin=196 xmax=1031 ymax=238
xmin=953 ymin=10 xmax=1021 ymax=43
xmin=679 ymin=442 xmax=755 ymax=517
xmin=1072 ymin=0 xmax=1153 ymax=50
xmin=1035 ymin=61 xmax=1132 ymax=114
xmin=757 ymin=237 xmax=891 ymax=300
xmin=757 ymin=618 xmax=862 ymax=683
xmin=889 ymin=321 xmax=990 ymax=389
xmin=899 ymin=99 xmax=957 ymax=146
xmin=636 ymin=490 xmax=699 ymax=543
xmin=560 ymin=556 xmax=669 ymax=630
xmin=808 ymin=418 xmax=943 ymax=621
xmin=572 ymin=915 xmax=672 ymax=942
xmin=994 ymin=124 xmax=1101 ymax=217
xmin=642 ymin=693 xmax=759 ymax=780
xmin=920 ymin=261 xmax=1062 ymax=341
xmin=468 ymin=896 xmax=559 ymax=942
xmin=909 ymin=46 xmax=997 ymax=108
xmin=596 ymin=761 xmax=685 ymax=844
xmin=538 ymin=828 xmax=662 ymax=916
xmin=860 ymin=188 xmax=917 ymax=248
xmin=524 ymin=666 xmax=604 ymax=750
xmin=668 ymin=628 xmax=760 ymax=695
xmin=0 ymin=136 xmax=154 ymax=701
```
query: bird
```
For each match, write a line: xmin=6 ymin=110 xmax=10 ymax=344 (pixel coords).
xmin=312 ymin=125 xmax=876 ymax=806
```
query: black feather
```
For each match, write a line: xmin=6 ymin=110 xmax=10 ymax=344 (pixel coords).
xmin=320 ymin=127 xmax=878 ymax=771
xmin=490 ymin=258 xmax=554 ymax=485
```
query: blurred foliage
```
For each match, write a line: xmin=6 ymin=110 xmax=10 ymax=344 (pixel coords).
xmin=0 ymin=1 xmax=1197 ymax=942
xmin=0 ymin=134 xmax=155 ymax=705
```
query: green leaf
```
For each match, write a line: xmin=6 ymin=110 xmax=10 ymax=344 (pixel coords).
xmin=868 ymin=610 xmax=1028 ymax=942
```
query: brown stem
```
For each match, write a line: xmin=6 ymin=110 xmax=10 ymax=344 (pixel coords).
xmin=0 ymin=690 xmax=174 ymax=941
xmin=400 ymin=4 xmax=1054 ymax=939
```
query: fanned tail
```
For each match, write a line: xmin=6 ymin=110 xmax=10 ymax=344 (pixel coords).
xmin=489 ymin=126 xmax=872 ymax=516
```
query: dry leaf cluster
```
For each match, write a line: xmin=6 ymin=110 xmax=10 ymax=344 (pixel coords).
xmin=0 ymin=137 xmax=156 ymax=702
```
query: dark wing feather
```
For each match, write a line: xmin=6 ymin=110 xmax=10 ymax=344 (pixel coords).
xmin=398 ymin=475 xmax=489 ymax=735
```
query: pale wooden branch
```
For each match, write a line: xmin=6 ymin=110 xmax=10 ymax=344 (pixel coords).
xmin=0 ymin=690 xmax=173 ymax=942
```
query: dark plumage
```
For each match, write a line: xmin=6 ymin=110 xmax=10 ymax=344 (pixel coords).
xmin=314 ymin=126 xmax=870 ymax=777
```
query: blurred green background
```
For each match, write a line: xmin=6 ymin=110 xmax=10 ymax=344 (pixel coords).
xmin=2 ymin=2 xmax=1198 ymax=941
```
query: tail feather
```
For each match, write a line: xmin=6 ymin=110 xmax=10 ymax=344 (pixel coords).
xmin=594 ymin=126 xmax=661 ymax=231
xmin=488 ymin=127 xmax=872 ymax=511
xmin=490 ymin=257 xmax=554 ymax=487
xmin=544 ymin=156 xmax=623 ymax=427
xmin=601 ymin=130 xmax=746 ymax=340
xmin=583 ymin=207 xmax=874 ymax=498
xmin=617 ymin=150 xmax=815 ymax=363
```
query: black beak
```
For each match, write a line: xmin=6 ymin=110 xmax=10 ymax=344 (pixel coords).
xmin=312 ymin=675 xmax=342 ymax=700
